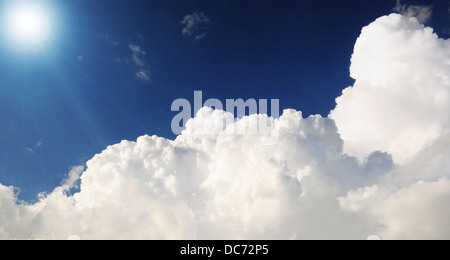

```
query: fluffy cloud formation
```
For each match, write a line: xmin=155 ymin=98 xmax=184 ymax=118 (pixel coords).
xmin=0 ymin=109 xmax=373 ymax=239
xmin=330 ymin=14 xmax=450 ymax=163
xmin=0 ymin=14 xmax=449 ymax=240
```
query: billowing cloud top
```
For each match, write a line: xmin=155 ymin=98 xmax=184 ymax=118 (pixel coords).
xmin=330 ymin=14 xmax=450 ymax=163
xmin=0 ymin=14 xmax=449 ymax=240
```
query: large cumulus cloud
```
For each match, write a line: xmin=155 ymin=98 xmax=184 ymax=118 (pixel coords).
xmin=0 ymin=13 xmax=449 ymax=240
xmin=330 ymin=14 xmax=450 ymax=163
xmin=0 ymin=109 xmax=380 ymax=239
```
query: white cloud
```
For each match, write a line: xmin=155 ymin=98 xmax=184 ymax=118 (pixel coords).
xmin=394 ymin=0 xmax=433 ymax=24
xmin=181 ymin=12 xmax=210 ymax=41
xmin=25 ymin=141 xmax=43 ymax=154
xmin=129 ymin=43 xmax=151 ymax=83
xmin=340 ymin=177 xmax=450 ymax=240
xmin=136 ymin=69 xmax=151 ymax=82
xmin=110 ymin=39 xmax=152 ymax=84
xmin=129 ymin=43 xmax=145 ymax=55
xmin=330 ymin=14 xmax=450 ymax=163
xmin=0 ymin=109 xmax=378 ymax=239
xmin=194 ymin=32 xmax=207 ymax=41
xmin=61 ymin=166 xmax=84 ymax=190
xmin=0 ymin=13 xmax=449 ymax=240
xmin=373 ymin=179 xmax=450 ymax=240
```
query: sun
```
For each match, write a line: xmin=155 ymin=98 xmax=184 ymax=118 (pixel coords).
xmin=3 ymin=2 xmax=52 ymax=45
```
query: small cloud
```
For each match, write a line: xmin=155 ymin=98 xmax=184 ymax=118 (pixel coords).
xmin=394 ymin=0 xmax=433 ymax=24
xmin=105 ymin=34 xmax=152 ymax=85
xmin=132 ymin=55 xmax=146 ymax=68
xmin=194 ymin=33 xmax=207 ymax=41
xmin=103 ymin=33 xmax=121 ymax=46
xmin=129 ymin=42 xmax=151 ymax=84
xmin=129 ymin=43 xmax=146 ymax=55
xmin=25 ymin=141 xmax=43 ymax=155
xmin=181 ymin=12 xmax=210 ymax=41
xmin=136 ymin=69 xmax=151 ymax=83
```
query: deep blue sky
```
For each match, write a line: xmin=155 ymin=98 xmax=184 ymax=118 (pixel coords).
xmin=0 ymin=0 xmax=448 ymax=201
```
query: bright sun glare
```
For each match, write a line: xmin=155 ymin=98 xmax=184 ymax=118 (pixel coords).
xmin=5 ymin=2 xmax=52 ymax=44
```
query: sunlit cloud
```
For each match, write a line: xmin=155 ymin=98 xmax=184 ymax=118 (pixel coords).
xmin=0 ymin=7 xmax=449 ymax=240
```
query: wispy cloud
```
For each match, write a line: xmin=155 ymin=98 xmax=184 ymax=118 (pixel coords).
xmin=136 ymin=69 xmax=151 ymax=82
xmin=181 ymin=12 xmax=210 ymax=41
xmin=25 ymin=141 xmax=43 ymax=154
xmin=129 ymin=43 xmax=151 ymax=84
xmin=103 ymin=33 xmax=121 ymax=46
xmin=104 ymin=34 xmax=152 ymax=85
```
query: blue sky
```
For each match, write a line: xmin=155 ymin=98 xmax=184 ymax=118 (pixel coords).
xmin=0 ymin=0 xmax=448 ymax=202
